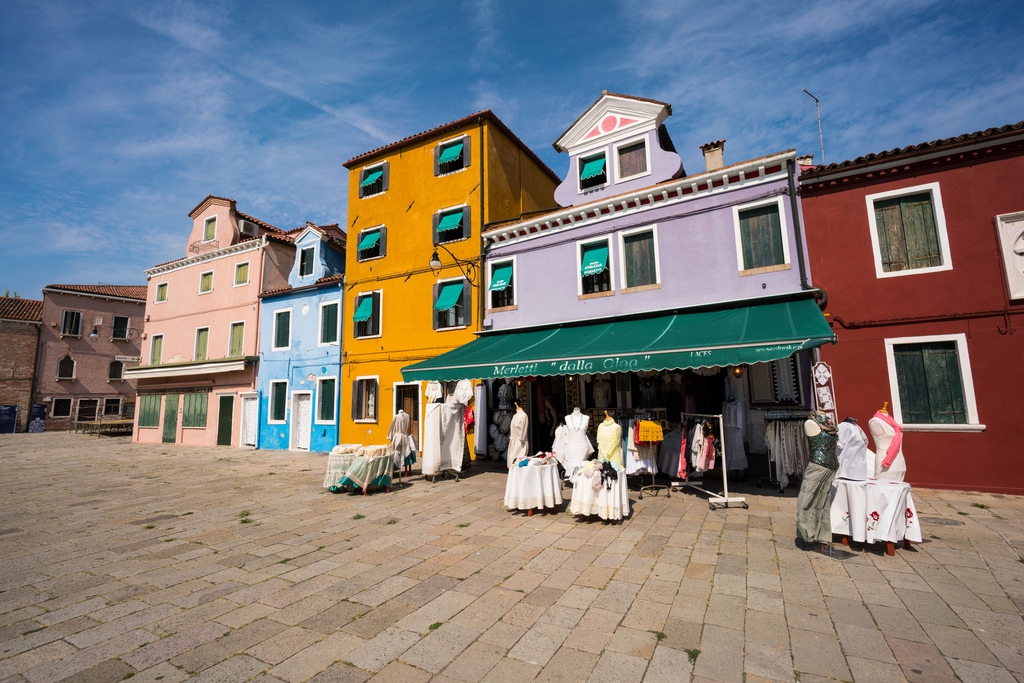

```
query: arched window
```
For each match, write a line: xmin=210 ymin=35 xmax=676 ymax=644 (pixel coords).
xmin=108 ymin=360 xmax=124 ymax=380
xmin=57 ymin=355 xmax=75 ymax=379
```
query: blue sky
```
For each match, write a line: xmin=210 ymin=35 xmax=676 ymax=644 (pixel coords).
xmin=2 ymin=0 xmax=1022 ymax=297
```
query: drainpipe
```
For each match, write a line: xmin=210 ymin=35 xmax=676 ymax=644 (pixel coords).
xmin=478 ymin=116 xmax=486 ymax=327
xmin=787 ymin=159 xmax=810 ymax=290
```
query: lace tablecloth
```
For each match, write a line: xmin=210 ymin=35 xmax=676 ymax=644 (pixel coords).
xmin=504 ymin=461 xmax=563 ymax=511
xmin=830 ymin=479 xmax=922 ymax=545
xmin=569 ymin=473 xmax=630 ymax=521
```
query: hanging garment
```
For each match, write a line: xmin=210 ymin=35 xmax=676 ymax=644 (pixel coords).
xmin=836 ymin=421 xmax=869 ymax=481
xmin=722 ymin=400 xmax=748 ymax=470
xmin=506 ymin=408 xmax=529 ymax=467
xmin=387 ymin=410 xmax=416 ymax=469
xmin=697 ymin=433 xmax=716 ymax=472
xmin=796 ymin=428 xmax=839 ymax=545
xmin=474 ymin=383 xmax=488 ymax=455
xmin=552 ymin=425 xmax=570 ymax=467
xmin=421 ymin=402 xmax=443 ymax=476
xmin=658 ymin=428 xmax=683 ymax=479
xmin=596 ymin=419 xmax=623 ymax=470
xmin=689 ymin=423 xmax=704 ymax=470
xmin=626 ymin=420 xmax=658 ymax=475
xmin=439 ymin=398 xmax=467 ymax=473
xmin=677 ymin=428 xmax=689 ymax=479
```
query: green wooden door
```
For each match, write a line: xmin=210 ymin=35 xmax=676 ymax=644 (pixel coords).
xmin=162 ymin=394 xmax=178 ymax=443
xmin=217 ymin=395 xmax=234 ymax=446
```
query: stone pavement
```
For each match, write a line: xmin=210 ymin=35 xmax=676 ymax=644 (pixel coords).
xmin=1 ymin=434 xmax=1023 ymax=683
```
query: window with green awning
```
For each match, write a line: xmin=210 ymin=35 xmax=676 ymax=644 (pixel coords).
xmin=359 ymin=170 xmax=383 ymax=187
xmin=353 ymin=296 xmax=374 ymax=322
xmin=437 ymin=210 xmax=464 ymax=232
xmin=358 ymin=163 xmax=387 ymax=198
xmin=580 ymin=243 xmax=608 ymax=276
xmin=353 ymin=292 xmax=381 ymax=338
xmin=434 ymin=280 xmax=467 ymax=330
xmin=489 ymin=264 xmax=513 ymax=291
xmin=579 ymin=153 xmax=607 ymax=190
xmin=358 ymin=230 xmax=380 ymax=250
xmin=438 ymin=141 xmax=463 ymax=164
xmin=434 ymin=281 xmax=464 ymax=311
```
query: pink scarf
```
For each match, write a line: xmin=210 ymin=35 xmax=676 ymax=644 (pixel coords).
xmin=873 ymin=411 xmax=903 ymax=469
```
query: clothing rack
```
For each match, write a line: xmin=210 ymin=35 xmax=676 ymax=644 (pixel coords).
xmin=670 ymin=411 xmax=747 ymax=510
xmin=631 ymin=410 xmax=670 ymax=500
xmin=758 ymin=410 xmax=807 ymax=494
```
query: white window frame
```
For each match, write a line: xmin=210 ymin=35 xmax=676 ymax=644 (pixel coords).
xmin=314 ymin=376 xmax=338 ymax=424
xmin=154 ymin=282 xmax=168 ymax=303
xmin=613 ymin=136 xmax=652 ymax=183
xmin=60 ymin=310 xmax=83 ymax=338
xmin=51 ymin=398 xmax=73 ymax=418
xmin=617 ymin=224 xmax=662 ymax=291
xmin=198 ymin=270 xmax=214 ymax=294
xmin=150 ymin=334 xmax=163 ymax=365
xmin=435 ymin=134 xmax=470 ymax=177
xmin=487 ymin=255 xmax=518 ymax=310
xmin=353 ymin=289 xmax=383 ymax=340
xmin=318 ymin=300 xmax=340 ymax=347
xmin=883 ymin=332 xmax=984 ymax=432
xmin=731 ymin=196 xmax=792 ymax=274
xmin=273 ymin=308 xmax=292 ymax=351
xmin=866 ymin=181 xmax=952 ymax=279
xmin=434 ymin=276 xmax=470 ymax=331
xmin=268 ymin=380 xmax=289 ymax=424
xmin=299 ymin=246 xmax=316 ymax=278
xmin=234 ymin=261 xmax=250 ymax=287
xmin=110 ymin=315 xmax=130 ymax=341
xmin=355 ymin=225 xmax=386 ymax=263
xmin=575 ymin=236 xmax=615 ymax=296
xmin=194 ymin=326 xmax=210 ymax=361
xmin=577 ymin=150 xmax=610 ymax=194
xmin=227 ymin=320 xmax=245 ymax=357
xmin=75 ymin=398 xmax=99 ymax=422
xmin=434 ymin=203 xmax=471 ymax=245
xmin=103 ymin=397 xmax=122 ymax=416
xmin=353 ymin=375 xmax=380 ymax=423
xmin=359 ymin=163 xmax=386 ymax=198
xmin=203 ymin=215 xmax=217 ymax=243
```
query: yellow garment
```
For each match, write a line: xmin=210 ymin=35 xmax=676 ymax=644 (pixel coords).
xmin=596 ymin=420 xmax=623 ymax=471
xmin=638 ymin=420 xmax=664 ymax=443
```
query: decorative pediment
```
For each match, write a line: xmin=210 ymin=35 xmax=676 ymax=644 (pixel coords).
xmin=554 ymin=92 xmax=672 ymax=153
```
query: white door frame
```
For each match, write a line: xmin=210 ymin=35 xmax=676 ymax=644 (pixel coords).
xmin=239 ymin=391 xmax=258 ymax=448
xmin=290 ymin=391 xmax=313 ymax=451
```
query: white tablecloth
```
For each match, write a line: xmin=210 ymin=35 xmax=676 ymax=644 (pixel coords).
xmin=569 ymin=472 xmax=630 ymax=521
xmin=504 ymin=461 xmax=563 ymax=511
xmin=830 ymin=479 xmax=922 ymax=544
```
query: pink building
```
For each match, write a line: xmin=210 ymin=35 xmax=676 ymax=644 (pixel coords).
xmin=126 ymin=196 xmax=295 ymax=447
xmin=34 ymin=285 xmax=147 ymax=430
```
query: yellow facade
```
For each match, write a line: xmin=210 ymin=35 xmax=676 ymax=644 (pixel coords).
xmin=340 ymin=113 xmax=558 ymax=448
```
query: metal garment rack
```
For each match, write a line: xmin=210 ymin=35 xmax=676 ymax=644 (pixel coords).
xmin=758 ymin=410 xmax=807 ymax=494
xmin=670 ymin=411 xmax=747 ymax=510
xmin=630 ymin=411 xmax=670 ymax=500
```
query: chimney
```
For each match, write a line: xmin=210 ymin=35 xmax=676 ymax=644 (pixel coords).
xmin=797 ymin=154 xmax=815 ymax=167
xmin=700 ymin=140 xmax=725 ymax=172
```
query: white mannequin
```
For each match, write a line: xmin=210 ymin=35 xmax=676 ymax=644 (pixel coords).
xmin=868 ymin=406 xmax=906 ymax=482
xmin=836 ymin=419 xmax=869 ymax=481
xmin=560 ymin=408 xmax=593 ymax=480
xmin=803 ymin=419 xmax=821 ymax=437
xmin=506 ymin=402 xmax=529 ymax=468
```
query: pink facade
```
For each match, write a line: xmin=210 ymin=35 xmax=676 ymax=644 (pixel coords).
xmin=127 ymin=196 xmax=294 ymax=448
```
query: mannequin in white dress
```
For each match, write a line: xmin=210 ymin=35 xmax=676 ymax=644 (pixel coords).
xmin=506 ymin=401 xmax=529 ymax=468
xmin=561 ymin=407 xmax=594 ymax=479
xmin=836 ymin=418 xmax=869 ymax=481
xmin=868 ymin=405 xmax=906 ymax=481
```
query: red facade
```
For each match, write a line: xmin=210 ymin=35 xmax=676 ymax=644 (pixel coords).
xmin=801 ymin=125 xmax=1024 ymax=494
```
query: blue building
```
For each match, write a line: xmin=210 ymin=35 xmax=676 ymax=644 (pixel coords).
xmin=257 ymin=224 xmax=346 ymax=451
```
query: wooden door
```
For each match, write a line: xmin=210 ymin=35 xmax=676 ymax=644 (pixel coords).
xmin=217 ymin=395 xmax=234 ymax=446
xmin=293 ymin=394 xmax=311 ymax=450
xmin=162 ymin=394 xmax=178 ymax=443
xmin=241 ymin=397 xmax=258 ymax=446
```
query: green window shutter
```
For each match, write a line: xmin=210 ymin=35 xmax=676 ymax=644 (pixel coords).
xmin=580 ymin=244 xmax=609 ymax=276
xmin=139 ymin=395 xmax=160 ymax=427
xmin=230 ymin=323 xmax=244 ymax=357
xmin=489 ymin=264 xmax=513 ymax=291
xmin=739 ymin=204 xmax=784 ymax=270
xmin=624 ymin=231 xmax=656 ymax=288
xmin=271 ymin=383 xmax=287 ymax=421
xmin=899 ymin=194 xmax=942 ymax=269
xmin=235 ymin=262 xmax=249 ymax=285
xmin=319 ymin=379 xmax=336 ymax=421
xmin=195 ymin=328 xmax=209 ymax=361
xmin=182 ymin=393 xmax=208 ymax=428
xmin=893 ymin=346 xmax=930 ymax=424
xmin=300 ymin=248 xmax=315 ymax=276
xmin=321 ymin=303 xmax=339 ymax=344
xmin=275 ymin=311 xmax=290 ymax=349
xmin=112 ymin=316 xmax=129 ymax=340
xmin=921 ymin=342 xmax=966 ymax=424
xmin=874 ymin=199 xmax=908 ymax=272
xmin=151 ymin=336 xmax=162 ymax=365
xmin=204 ymin=218 xmax=216 ymax=241
xmin=351 ymin=380 xmax=360 ymax=420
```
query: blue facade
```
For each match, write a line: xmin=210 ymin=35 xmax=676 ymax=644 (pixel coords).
xmin=257 ymin=227 xmax=346 ymax=452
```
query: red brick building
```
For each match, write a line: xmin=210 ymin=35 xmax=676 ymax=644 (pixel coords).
xmin=801 ymin=121 xmax=1024 ymax=494
xmin=0 ymin=297 xmax=43 ymax=432
xmin=35 ymin=284 xmax=148 ymax=429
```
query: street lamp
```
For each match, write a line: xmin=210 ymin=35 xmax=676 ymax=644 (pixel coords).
xmin=428 ymin=244 xmax=478 ymax=286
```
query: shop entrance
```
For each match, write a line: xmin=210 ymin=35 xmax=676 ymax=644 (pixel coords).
xmin=394 ymin=384 xmax=420 ymax=445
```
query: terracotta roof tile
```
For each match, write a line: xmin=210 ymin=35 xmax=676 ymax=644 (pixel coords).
xmin=235 ymin=210 xmax=284 ymax=234
xmin=44 ymin=284 xmax=148 ymax=300
xmin=0 ymin=296 xmax=43 ymax=322
xmin=802 ymin=120 xmax=1024 ymax=179
xmin=315 ymin=273 xmax=345 ymax=286
xmin=343 ymin=110 xmax=560 ymax=184
xmin=152 ymin=256 xmax=187 ymax=268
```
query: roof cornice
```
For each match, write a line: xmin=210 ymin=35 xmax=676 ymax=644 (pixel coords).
xmin=41 ymin=288 xmax=147 ymax=304
xmin=145 ymin=237 xmax=266 ymax=277
xmin=484 ymin=150 xmax=795 ymax=248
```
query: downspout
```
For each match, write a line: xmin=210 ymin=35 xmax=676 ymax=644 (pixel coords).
xmin=478 ymin=117 xmax=486 ymax=327
xmin=786 ymin=159 xmax=810 ymax=291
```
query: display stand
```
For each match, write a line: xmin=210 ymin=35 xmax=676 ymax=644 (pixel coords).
xmin=758 ymin=410 xmax=806 ymax=494
xmin=670 ymin=411 xmax=747 ymax=510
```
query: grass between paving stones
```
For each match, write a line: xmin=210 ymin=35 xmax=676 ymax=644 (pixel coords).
xmin=143 ymin=524 xmax=155 ymax=529
xmin=387 ymin=519 xmax=397 ymax=525
xmin=239 ymin=510 xmax=252 ymax=524
xmin=428 ymin=622 xmax=443 ymax=631
xmin=685 ymin=648 xmax=700 ymax=664
xmin=958 ymin=511 xmax=969 ymax=516
xmin=648 ymin=630 xmax=666 ymax=640
xmin=353 ymin=514 xmax=365 ymax=520
xmin=458 ymin=522 xmax=471 ymax=527
xmin=971 ymin=502 xmax=989 ymax=509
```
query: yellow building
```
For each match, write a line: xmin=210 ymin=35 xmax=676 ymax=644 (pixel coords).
xmin=340 ymin=111 xmax=559 ymax=449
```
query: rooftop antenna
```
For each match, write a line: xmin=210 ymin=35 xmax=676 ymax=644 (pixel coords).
xmin=802 ymin=88 xmax=825 ymax=164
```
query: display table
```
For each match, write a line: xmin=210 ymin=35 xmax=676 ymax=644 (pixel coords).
xmin=504 ymin=460 xmax=562 ymax=515
xmin=830 ymin=479 xmax=922 ymax=555
xmin=569 ymin=470 xmax=630 ymax=523
xmin=323 ymin=445 xmax=361 ymax=489
xmin=333 ymin=452 xmax=395 ymax=494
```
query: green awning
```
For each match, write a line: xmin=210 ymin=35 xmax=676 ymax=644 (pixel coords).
xmin=438 ymin=142 xmax=464 ymax=164
xmin=580 ymin=244 xmax=608 ymax=276
xmin=357 ymin=230 xmax=381 ymax=251
xmin=360 ymin=170 xmax=383 ymax=187
xmin=402 ymin=298 xmax=835 ymax=382
xmin=580 ymin=157 xmax=606 ymax=180
xmin=434 ymin=281 xmax=464 ymax=311
xmin=489 ymin=264 xmax=513 ymax=291
xmin=437 ymin=210 xmax=464 ymax=233
xmin=352 ymin=296 xmax=374 ymax=322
